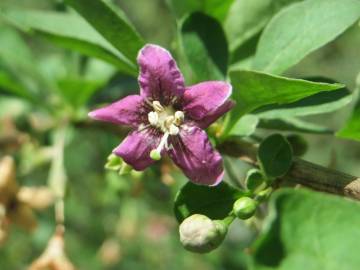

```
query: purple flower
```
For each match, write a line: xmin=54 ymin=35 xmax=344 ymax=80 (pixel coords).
xmin=89 ymin=44 xmax=234 ymax=186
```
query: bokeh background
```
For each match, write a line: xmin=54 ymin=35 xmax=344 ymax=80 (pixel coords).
xmin=0 ymin=0 xmax=359 ymax=269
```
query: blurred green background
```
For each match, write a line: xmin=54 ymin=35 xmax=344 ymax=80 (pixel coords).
xmin=0 ymin=0 xmax=359 ymax=269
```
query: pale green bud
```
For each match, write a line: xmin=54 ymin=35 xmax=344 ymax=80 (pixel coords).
xmin=179 ymin=214 xmax=227 ymax=253
xmin=233 ymin=197 xmax=258 ymax=220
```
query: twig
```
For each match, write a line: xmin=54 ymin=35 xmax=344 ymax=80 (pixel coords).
xmin=218 ymin=139 xmax=360 ymax=200
xmin=75 ymin=120 xmax=360 ymax=200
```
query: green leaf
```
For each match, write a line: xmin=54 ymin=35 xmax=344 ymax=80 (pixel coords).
xmin=256 ymin=88 xmax=353 ymax=119
xmin=168 ymin=0 xmax=234 ymax=22
xmin=225 ymin=0 xmax=301 ymax=52
xmin=174 ymin=181 xmax=244 ymax=223
xmin=253 ymin=0 xmax=360 ymax=74
xmin=258 ymin=134 xmax=292 ymax=179
xmin=228 ymin=114 xmax=259 ymax=137
xmin=258 ymin=117 xmax=333 ymax=134
xmin=225 ymin=70 xmax=343 ymax=135
xmin=65 ymin=0 xmax=144 ymax=64
xmin=286 ymin=134 xmax=308 ymax=157
xmin=57 ymin=78 xmax=104 ymax=108
xmin=337 ymin=101 xmax=360 ymax=141
xmin=1 ymin=8 xmax=137 ymax=76
xmin=253 ymin=189 xmax=360 ymax=270
xmin=180 ymin=12 xmax=229 ymax=82
xmin=0 ymin=70 xmax=34 ymax=101
xmin=245 ymin=169 xmax=265 ymax=193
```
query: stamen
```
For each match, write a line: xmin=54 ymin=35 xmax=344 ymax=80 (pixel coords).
xmin=164 ymin=116 xmax=175 ymax=129
xmin=169 ymin=124 xmax=179 ymax=135
xmin=152 ymin=101 xmax=164 ymax=112
xmin=150 ymin=132 xmax=169 ymax=160
xmin=174 ymin=111 xmax=184 ymax=126
xmin=148 ymin=111 xmax=159 ymax=126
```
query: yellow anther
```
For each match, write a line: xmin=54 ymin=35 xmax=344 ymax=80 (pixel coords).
xmin=152 ymin=101 xmax=164 ymax=112
xmin=174 ymin=111 xmax=184 ymax=126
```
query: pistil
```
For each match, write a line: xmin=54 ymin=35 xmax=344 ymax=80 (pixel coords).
xmin=150 ymin=132 xmax=169 ymax=160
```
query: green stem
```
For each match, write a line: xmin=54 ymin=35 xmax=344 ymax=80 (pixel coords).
xmin=222 ymin=212 xmax=236 ymax=227
xmin=48 ymin=125 xmax=68 ymax=225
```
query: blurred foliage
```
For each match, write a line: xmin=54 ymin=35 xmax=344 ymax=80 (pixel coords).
xmin=0 ymin=0 xmax=360 ymax=269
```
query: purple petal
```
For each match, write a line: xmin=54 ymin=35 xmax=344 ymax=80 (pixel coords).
xmin=197 ymin=100 xmax=235 ymax=129
xmin=137 ymin=44 xmax=185 ymax=104
xmin=168 ymin=126 xmax=224 ymax=186
xmin=113 ymin=129 xmax=161 ymax=171
xmin=88 ymin=95 xmax=145 ymax=127
xmin=183 ymin=81 xmax=233 ymax=128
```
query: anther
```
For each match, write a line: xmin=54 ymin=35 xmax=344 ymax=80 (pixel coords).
xmin=152 ymin=101 xmax=164 ymax=112
xmin=174 ymin=111 xmax=184 ymax=126
xmin=169 ymin=124 xmax=179 ymax=135
xmin=148 ymin=111 xmax=159 ymax=126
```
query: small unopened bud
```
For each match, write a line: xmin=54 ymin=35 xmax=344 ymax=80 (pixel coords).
xmin=179 ymin=214 xmax=227 ymax=253
xmin=233 ymin=197 xmax=258 ymax=220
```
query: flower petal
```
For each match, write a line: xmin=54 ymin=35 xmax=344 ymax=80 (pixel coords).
xmin=197 ymin=100 xmax=235 ymax=129
xmin=137 ymin=44 xmax=185 ymax=104
xmin=88 ymin=95 xmax=146 ymax=127
xmin=113 ymin=129 xmax=161 ymax=171
xmin=168 ymin=126 xmax=224 ymax=186
xmin=183 ymin=81 xmax=233 ymax=127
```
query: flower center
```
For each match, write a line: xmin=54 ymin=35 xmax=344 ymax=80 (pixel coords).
xmin=147 ymin=100 xmax=185 ymax=160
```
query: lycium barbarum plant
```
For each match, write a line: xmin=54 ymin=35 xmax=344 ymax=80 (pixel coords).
xmin=89 ymin=44 xmax=234 ymax=186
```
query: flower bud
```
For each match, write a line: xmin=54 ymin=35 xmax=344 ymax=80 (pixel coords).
xmin=233 ymin=197 xmax=258 ymax=220
xmin=179 ymin=214 xmax=227 ymax=253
